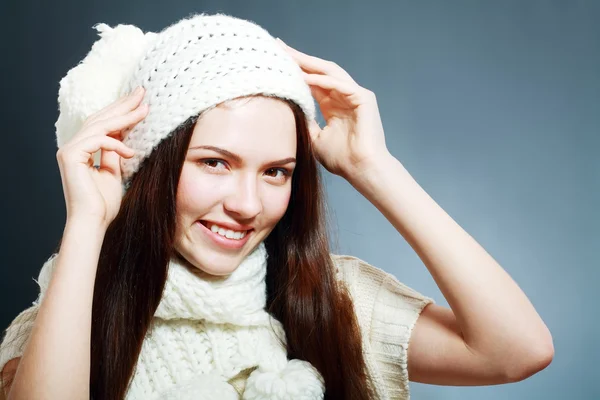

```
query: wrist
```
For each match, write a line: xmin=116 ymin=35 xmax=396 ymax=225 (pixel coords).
xmin=64 ymin=217 xmax=109 ymax=239
xmin=344 ymin=152 xmax=400 ymax=191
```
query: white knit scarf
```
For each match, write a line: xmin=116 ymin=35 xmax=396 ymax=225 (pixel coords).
xmin=34 ymin=243 xmax=324 ymax=399
xmin=146 ymin=242 xmax=325 ymax=399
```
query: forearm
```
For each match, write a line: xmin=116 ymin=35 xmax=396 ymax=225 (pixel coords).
xmin=9 ymin=219 xmax=106 ymax=400
xmin=346 ymin=155 xmax=553 ymax=366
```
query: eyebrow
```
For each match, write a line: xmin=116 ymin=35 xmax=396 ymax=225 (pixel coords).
xmin=189 ymin=145 xmax=296 ymax=166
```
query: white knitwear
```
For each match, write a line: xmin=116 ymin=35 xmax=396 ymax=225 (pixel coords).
xmin=1 ymin=252 xmax=435 ymax=399
xmin=26 ymin=242 xmax=325 ymax=399
xmin=53 ymin=12 xmax=316 ymax=186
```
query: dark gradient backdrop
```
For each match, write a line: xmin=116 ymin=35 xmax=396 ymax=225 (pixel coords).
xmin=1 ymin=1 xmax=598 ymax=399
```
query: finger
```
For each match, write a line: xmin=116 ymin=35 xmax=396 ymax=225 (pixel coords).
xmin=72 ymin=102 xmax=149 ymax=146
xmin=277 ymin=39 xmax=356 ymax=83
xmin=60 ymin=134 xmax=134 ymax=172
xmin=99 ymin=150 xmax=125 ymax=176
xmin=98 ymin=102 xmax=149 ymax=136
xmin=302 ymin=73 xmax=357 ymax=97
xmin=304 ymin=73 xmax=372 ymax=109
xmin=100 ymin=145 xmax=131 ymax=176
xmin=74 ymin=135 xmax=135 ymax=175
xmin=84 ymin=86 xmax=146 ymax=128
xmin=309 ymin=85 xmax=330 ymax=104
xmin=307 ymin=119 xmax=322 ymax=143
xmin=76 ymin=105 xmax=147 ymax=170
xmin=97 ymin=102 xmax=146 ymax=173
xmin=72 ymin=104 xmax=146 ymax=154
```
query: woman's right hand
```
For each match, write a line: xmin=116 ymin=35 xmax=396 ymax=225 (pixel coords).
xmin=56 ymin=86 xmax=149 ymax=229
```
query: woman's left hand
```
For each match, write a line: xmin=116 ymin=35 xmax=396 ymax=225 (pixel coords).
xmin=276 ymin=38 xmax=391 ymax=180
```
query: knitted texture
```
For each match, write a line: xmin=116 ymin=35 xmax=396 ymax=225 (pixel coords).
xmin=331 ymin=255 xmax=435 ymax=399
xmin=9 ymin=243 xmax=324 ymax=399
xmin=53 ymin=13 xmax=316 ymax=187
xmin=0 ymin=252 xmax=434 ymax=399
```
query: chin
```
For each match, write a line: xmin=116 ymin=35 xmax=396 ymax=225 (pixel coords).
xmin=177 ymin=246 xmax=245 ymax=278
xmin=195 ymin=264 xmax=238 ymax=277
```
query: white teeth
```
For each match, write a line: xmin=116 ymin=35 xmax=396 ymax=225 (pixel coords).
xmin=207 ymin=223 xmax=248 ymax=240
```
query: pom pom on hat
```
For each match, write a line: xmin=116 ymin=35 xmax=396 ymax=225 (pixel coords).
xmin=54 ymin=23 xmax=157 ymax=164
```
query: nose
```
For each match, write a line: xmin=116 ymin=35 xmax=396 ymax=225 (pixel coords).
xmin=223 ymin=174 xmax=262 ymax=219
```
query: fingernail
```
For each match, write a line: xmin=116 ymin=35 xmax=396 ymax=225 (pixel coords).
xmin=133 ymin=86 xmax=143 ymax=95
xmin=276 ymin=37 xmax=287 ymax=47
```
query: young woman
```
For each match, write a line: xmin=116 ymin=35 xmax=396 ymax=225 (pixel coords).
xmin=0 ymin=13 xmax=553 ymax=400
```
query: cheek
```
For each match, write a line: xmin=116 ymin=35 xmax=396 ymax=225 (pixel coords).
xmin=176 ymin=166 xmax=219 ymax=216
xmin=262 ymin=186 xmax=292 ymax=223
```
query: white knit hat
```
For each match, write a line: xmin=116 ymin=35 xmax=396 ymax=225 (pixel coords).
xmin=54 ymin=12 xmax=316 ymax=187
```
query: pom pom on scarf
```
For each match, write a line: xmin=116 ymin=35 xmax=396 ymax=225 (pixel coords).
xmin=243 ymin=359 xmax=325 ymax=399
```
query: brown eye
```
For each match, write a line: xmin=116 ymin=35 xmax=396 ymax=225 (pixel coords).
xmin=200 ymin=159 xmax=227 ymax=170
xmin=265 ymin=168 xmax=289 ymax=180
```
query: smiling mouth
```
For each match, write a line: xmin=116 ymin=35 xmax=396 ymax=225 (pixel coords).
xmin=198 ymin=220 xmax=254 ymax=240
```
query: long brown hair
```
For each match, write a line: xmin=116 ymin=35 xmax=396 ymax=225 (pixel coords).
xmin=88 ymin=96 xmax=374 ymax=399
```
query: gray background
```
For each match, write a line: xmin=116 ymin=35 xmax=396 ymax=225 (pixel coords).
xmin=1 ymin=1 xmax=597 ymax=399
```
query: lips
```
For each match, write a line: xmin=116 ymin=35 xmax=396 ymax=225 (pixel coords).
xmin=199 ymin=220 xmax=254 ymax=232
xmin=196 ymin=220 xmax=253 ymax=250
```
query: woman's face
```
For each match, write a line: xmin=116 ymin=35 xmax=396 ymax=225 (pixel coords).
xmin=174 ymin=96 xmax=297 ymax=276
